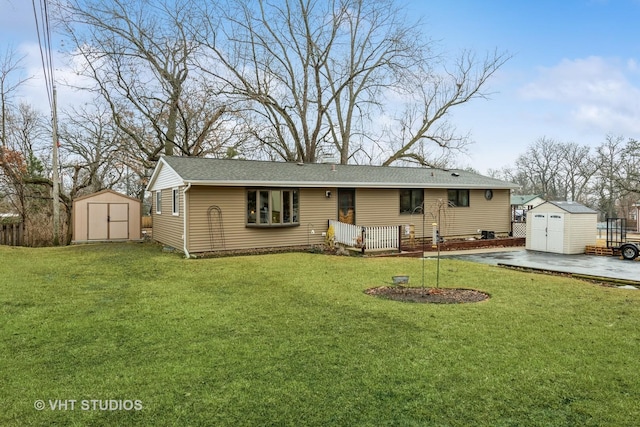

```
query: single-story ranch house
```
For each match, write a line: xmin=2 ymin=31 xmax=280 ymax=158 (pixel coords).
xmin=146 ymin=156 xmax=518 ymax=256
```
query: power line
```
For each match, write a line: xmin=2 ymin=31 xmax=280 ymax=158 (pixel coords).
xmin=31 ymin=0 xmax=55 ymax=110
xmin=31 ymin=0 xmax=61 ymax=245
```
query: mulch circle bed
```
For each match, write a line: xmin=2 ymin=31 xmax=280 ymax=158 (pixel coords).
xmin=365 ymin=286 xmax=490 ymax=304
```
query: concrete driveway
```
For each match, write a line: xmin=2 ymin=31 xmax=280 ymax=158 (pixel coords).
xmin=433 ymin=248 xmax=640 ymax=284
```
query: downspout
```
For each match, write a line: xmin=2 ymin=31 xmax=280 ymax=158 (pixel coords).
xmin=182 ymin=183 xmax=192 ymax=258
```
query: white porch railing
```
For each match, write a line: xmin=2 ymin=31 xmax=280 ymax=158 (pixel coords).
xmin=366 ymin=225 xmax=400 ymax=250
xmin=328 ymin=220 xmax=399 ymax=252
xmin=330 ymin=220 xmax=361 ymax=246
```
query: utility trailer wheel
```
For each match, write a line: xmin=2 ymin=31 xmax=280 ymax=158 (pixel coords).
xmin=620 ymin=244 xmax=639 ymax=261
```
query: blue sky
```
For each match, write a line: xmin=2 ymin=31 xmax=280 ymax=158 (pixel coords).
xmin=2 ymin=0 xmax=640 ymax=173
xmin=418 ymin=0 xmax=640 ymax=171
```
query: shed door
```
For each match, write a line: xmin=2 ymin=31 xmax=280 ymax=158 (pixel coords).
xmin=529 ymin=212 xmax=564 ymax=253
xmin=87 ymin=203 xmax=129 ymax=240
xmin=88 ymin=203 xmax=109 ymax=240
xmin=530 ymin=213 xmax=548 ymax=251
xmin=547 ymin=213 xmax=564 ymax=253
xmin=109 ymin=203 xmax=129 ymax=239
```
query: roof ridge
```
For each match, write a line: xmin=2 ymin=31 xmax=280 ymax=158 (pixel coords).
xmin=151 ymin=156 xmax=519 ymax=190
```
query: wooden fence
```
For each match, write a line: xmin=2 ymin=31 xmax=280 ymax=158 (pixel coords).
xmin=0 ymin=223 xmax=25 ymax=246
xmin=329 ymin=220 xmax=399 ymax=253
xmin=142 ymin=216 xmax=152 ymax=228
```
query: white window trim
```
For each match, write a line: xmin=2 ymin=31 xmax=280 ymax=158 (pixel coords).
xmin=172 ymin=188 xmax=180 ymax=216
xmin=246 ymin=188 xmax=299 ymax=227
xmin=155 ymin=191 xmax=162 ymax=214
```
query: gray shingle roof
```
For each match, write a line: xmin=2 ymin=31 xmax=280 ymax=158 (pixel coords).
xmin=547 ymin=201 xmax=598 ymax=214
xmin=157 ymin=156 xmax=517 ymax=189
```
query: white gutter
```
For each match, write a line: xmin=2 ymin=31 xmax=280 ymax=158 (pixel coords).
xmin=182 ymin=179 xmax=518 ymax=190
xmin=182 ymin=183 xmax=192 ymax=258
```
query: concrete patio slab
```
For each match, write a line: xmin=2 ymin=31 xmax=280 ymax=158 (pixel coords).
xmin=430 ymin=248 xmax=640 ymax=284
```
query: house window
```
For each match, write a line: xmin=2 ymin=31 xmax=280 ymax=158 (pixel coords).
xmin=400 ymin=189 xmax=424 ymax=214
xmin=172 ymin=188 xmax=180 ymax=215
xmin=247 ymin=189 xmax=299 ymax=226
xmin=448 ymin=189 xmax=469 ymax=207
xmin=155 ymin=191 xmax=162 ymax=214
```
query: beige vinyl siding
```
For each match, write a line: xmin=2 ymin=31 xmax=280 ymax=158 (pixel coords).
xmin=355 ymin=189 xmax=400 ymax=225
xmin=438 ymin=189 xmax=511 ymax=238
xmin=351 ymin=188 xmax=511 ymax=239
xmin=185 ymin=186 xmax=336 ymax=253
xmin=152 ymin=185 xmax=512 ymax=253
xmin=152 ymin=187 xmax=184 ymax=250
xmin=355 ymin=188 xmax=429 ymax=238
xmin=565 ymin=214 xmax=597 ymax=253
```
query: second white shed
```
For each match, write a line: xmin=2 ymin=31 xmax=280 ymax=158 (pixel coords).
xmin=526 ymin=201 xmax=597 ymax=254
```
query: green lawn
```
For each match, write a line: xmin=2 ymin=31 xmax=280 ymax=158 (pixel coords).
xmin=1 ymin=243 xmax=640 ymax=426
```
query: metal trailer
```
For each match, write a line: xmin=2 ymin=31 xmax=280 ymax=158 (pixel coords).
xmin=607 ymin=218 xmax=640 ymax=260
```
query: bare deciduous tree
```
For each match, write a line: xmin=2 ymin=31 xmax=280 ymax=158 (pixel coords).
xmin=592 ymin=135 xmax=639 ymax=219
xmin=0 ymin=46 xmax=32 ymax=149
xmin=556 ymin=142 xmax=596 ymax=203
xmin=0 ymin=47 xmax=46 ymax=223
xmin=618 ymin=138 xmax=640 ymax=194
xmin=500 ymin=134 xmax=639 ymax=221
xmin=379 ymin=49 xmax=509 ymax=167
xmin=53 ymin=0 xmax=230 ymax=165
xmin=0 ymin=103 xmax=56 ymax=243
xmin=504 ymin=138 xmax=596 ymax=203
xmin=59 ymin=103 xmax=125 ymax=192
xmin=513 ymin=137 xmax=564 ymax=199
xmin=197 ymin=0 xmax=509 ymax=165
xmin=56 ymin=102 xmax=132 ymax=241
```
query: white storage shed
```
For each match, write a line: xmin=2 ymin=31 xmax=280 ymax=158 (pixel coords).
xmin=526 ymin=201 xmax=597 ymax=254
xmin=72 ymin=189 xmax=142 ymax=243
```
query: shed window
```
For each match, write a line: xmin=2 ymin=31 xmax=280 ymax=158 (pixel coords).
xmin=448 ymin=189 xmax=469 ymax=207
xmin=247 ymin=189 xmax=299 ymax=226
xmin=172 ymin=188 xmax=180 ymax=216
xmin=400 ymin=189 xmax=424 ymax=214
xmin=155 ymin=191 xmax=162 ymax=214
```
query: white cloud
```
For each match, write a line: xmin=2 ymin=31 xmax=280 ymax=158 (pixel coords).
xmin=15 ymin=41 xmax=95 ymax=115
xmin=519 ymin=56 xmax=640 ymax=135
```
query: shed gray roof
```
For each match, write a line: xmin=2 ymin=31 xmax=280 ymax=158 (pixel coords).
xmin=149 ymin=156 xmax=518 ymax=190
xmin=545 ymin=201 xmax=598 ymax=214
